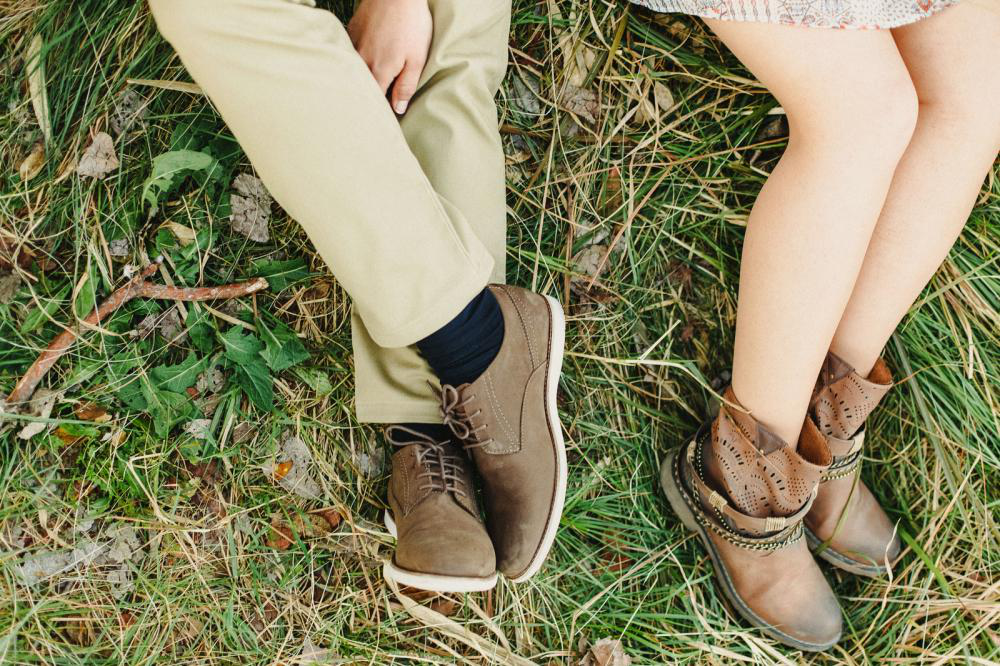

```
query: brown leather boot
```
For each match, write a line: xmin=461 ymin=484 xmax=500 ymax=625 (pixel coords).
xmin=805 ymin=353 xmax=900 ymax=577
xmin=383 ymin=426 xmax=497 ymax=592
xmin=438 ymin=284 xmax=566 ymax=582
xmin=661 ymin=389 xmax=842 ymax=651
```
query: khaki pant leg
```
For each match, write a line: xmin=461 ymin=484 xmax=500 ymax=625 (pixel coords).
xmin=148 ymin=0 xmax=494 ymax=349
xmin=352 ymin=0 xmax=511 ymax=423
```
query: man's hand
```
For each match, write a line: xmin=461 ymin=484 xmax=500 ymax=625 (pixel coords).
xmin=348 ymin=0 xmax=432 ymax=115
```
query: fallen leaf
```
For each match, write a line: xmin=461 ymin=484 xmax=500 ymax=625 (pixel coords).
xmin=74 ymin=402 xmax=110 ymax=423
xmin=262 ymin=434 xmax=322 ymax=500
xmin=161 ymin=220 xmax=197 ymax=247
xmin=274 ymin=460 xmax=293 ymax=480
xmin=110 ymin=88 xmax=148 ymax=136
xmin=184 ymin=419 xmax=212 ymax=440
xmin=266 ymin=512 xmax=336 ymax=550
xmin=107 ymin=238 xmax=131 ymax=258
xmin=428 ymin=597 xmax=460 ymax=617
xmin=353 ymin=448 xmax=384 ymax=479
xmin=26 ymin=35 xmax=51 ymax=144
xmin=652 ymin=82 xmax=675 ymax=115
xmin=195 ymin=367 xmax=225 ymax=395
xmin=230 ymin=173 xmax=271 ymax=243
xmin=19 ymin=142 xmax=45 ymax=181
xmin=232 ymin=421 xmax=255 ymax=444
xmin=561 ymin=85 xmax=599 ymax=126
xmin=0 ymin=238 xmax=37 ymax=271
xmin=563 ymin=42 xmax=597 ymax=88
xmin=18 ymin=388 xmax=58 ymax=440
xmin=135 ymin=307 xmax=186 ymax=342
xmin=55 ymin=426 xmax=86 ymax=445
xmin=510 ymin=73 xmax=542 ymax=116
xmin=580 ymin=638 xmax=632 ymax=666
xmin=76 ymin=132 xmax=119 ymax=179
xmin=315 ymin=508 xmax=342 ymax=530
xmin=298 ymin=636 xmax=340 ymax=665
xmin=0 ymin=272 xmax=22 ymax=303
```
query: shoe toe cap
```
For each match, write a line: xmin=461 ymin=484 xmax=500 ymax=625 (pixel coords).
xmin=396 ymin=518 xmax=496 ymax=579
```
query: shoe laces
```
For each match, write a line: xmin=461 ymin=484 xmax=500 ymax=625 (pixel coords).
xmin=438 ymin=384 xmax=494 ymax=450
xmin=386 ymin=425 xmax=468 ymax=497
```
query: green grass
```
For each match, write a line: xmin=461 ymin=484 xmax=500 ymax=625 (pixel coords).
xmin=1 ymin=1 xmax=997 ymax=663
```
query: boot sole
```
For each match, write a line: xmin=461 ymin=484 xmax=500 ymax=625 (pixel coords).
xmin=804 ymin=526 xmax=892 ymax=578
xmin=383 ymin=513 xmax=498 ymax=593
xmin=660 ymin=446 xmax=840 ymax=653
xmin=506 ymin=295 xmax=568 ymax=584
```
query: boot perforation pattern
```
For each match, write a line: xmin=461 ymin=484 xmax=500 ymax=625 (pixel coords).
xmin=688 ymin=434 xmax=804 ymax=550
xmin=710 ymin=416 xmax=818 ymax=518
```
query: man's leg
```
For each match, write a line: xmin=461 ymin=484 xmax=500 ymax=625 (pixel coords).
xmin=148 ymin=0 xmax=494 ymax=349
xmin=352 ymin=0 xmax=511 ymax=423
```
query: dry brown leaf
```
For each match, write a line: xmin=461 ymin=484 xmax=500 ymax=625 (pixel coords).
xmin=74 ymin=402 xmax=110 ymax=423
xmin=428 ymin=597 xmax=460 ymax=617
xmin=580 ymin=638 xmax=632 ymax=666
xmin=26 ymin=35 xmax=51 ymax=144
xmin=232 ymin=421 xmax=255 ymax=444
xmin=510 ymin=73 xmax=543 ymax=116
xmin=653 ymin=82 xmax=675 ymax=115
xmin=0 ymin=272 xmax=22 ymax=304
xmin=315 ymin=508 xmax=342 ymax=530
xmin=110 ymin=88 xmax=148 ymax=135
xmin=274 ymin=460 xmax=293 ymax=480
xmin=76 ymin=132 xmax=119 ymax=179
xmin=261 ymin=434 xmax=321 ymax=499
xmin=183 ymin=419 xmax=212 ymax=440
xmin=634 ymin=80 xmax=675 ymax=124
xmin=230 ymin=173 xmax=272 ymax=243
xmin=564 ymin=43 xmax=597 ymax=88
xmin=19 ymin=142 xmax=45 ymax=181
xmin=195 ymin=367 xmax=225 ymax=395
xmin=161 ymin=220 xmax=197 ymax=247
xmin=55 ymin=426 xmax=86 ymax=445
xmin=266 ymin=512 xmax=336 ymax=550
xmin=108 ymin=238 xmax=131 ymax=258
xmin=17 ymin=388 xmax=58 ymax=440
xmin=298 ymin=636 xmax=340 ymax=665
xmin=562 ymin=85 xmax=599 ymax=126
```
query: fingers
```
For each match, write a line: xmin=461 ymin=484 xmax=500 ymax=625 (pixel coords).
xmin=371 ymin=62 xmax=399 ymax=97
xmin=391 ymin=57 xmax=424 ymax=115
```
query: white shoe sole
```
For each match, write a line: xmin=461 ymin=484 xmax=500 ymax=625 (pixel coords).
xmin=382 ymin=513 xmax=498 ymax=593
xmin=507 ymin=295 xmax=568 ymax=583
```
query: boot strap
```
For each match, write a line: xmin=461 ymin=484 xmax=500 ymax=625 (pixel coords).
xmin=821 ymin=430 xmax=865 ymax=481
xmin=680 ymin=434 xmax=808 ymax=551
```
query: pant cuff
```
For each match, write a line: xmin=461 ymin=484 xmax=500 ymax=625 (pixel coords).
xmin=355 ymin=401 xmax=443 ymax=425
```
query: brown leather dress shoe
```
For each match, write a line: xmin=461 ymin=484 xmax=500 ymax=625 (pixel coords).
xmin=805 ymin=353 xmax=900 ymax=577
xmin=438 ymin=284 xmax=566 ymax=582
xmin=661 ymin=389 xmax=842 ymax=652
xmin=383 ymin=426 xmax=497 ymax=592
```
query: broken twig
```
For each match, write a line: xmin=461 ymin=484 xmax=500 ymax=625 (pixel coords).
xmin=4 ymin=258 xmax=268 ymax=409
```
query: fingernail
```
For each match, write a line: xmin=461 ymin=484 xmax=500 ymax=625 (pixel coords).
xmin=394 ymin=100 xmax=408 ymax=114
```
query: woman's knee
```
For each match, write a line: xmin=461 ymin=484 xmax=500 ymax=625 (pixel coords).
xmin=786 ymin=71 xmax=918 ymax=162
xmin=915 ymin=84 xmax=1000 ymax=150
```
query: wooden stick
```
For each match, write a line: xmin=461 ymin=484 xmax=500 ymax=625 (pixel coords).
xmin=4 ymin=259 xmax=269 ymax=409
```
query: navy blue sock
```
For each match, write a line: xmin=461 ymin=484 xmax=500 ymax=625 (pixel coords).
xmin=416 ymin=288 xmax=504 ymax=387
xmin=399 ymin=423 xmax=452 ymax=443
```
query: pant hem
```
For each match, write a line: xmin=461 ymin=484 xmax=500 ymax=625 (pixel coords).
xmin=356 ymin=401 xmax=443 ymax=425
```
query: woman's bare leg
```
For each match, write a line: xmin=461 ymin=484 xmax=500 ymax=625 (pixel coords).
xmin=829 ymin=3 xmax=1000 ymax=375
xmin=704 ymin=20 xmax=917 ymax=445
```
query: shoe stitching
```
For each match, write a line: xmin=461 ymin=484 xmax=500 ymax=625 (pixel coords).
xmin=502 ymin=285 xmax=539 ymax=367
xmin=485 ymin=371 xmax=518 ymax=453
